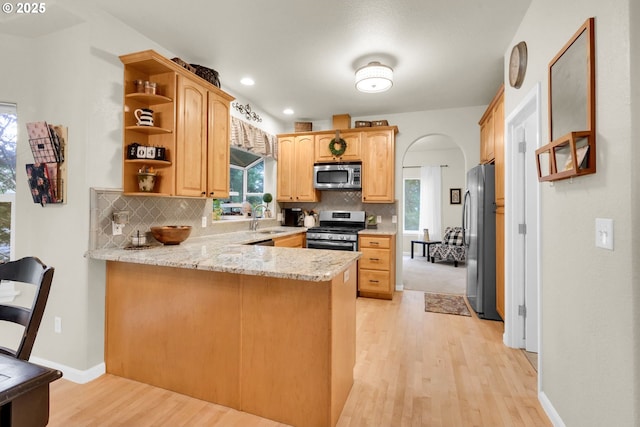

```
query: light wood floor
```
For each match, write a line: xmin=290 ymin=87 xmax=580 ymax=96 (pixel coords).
xmin=48 ymin=290 xmax=550 ymax=427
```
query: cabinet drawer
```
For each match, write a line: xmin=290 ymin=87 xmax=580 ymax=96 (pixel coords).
xmin=359 ymin=248 xmax=390 ymax=270
xmin=359 ymin=269 xmax=390 ymax=293
xmin=273 ymin=233 xmax=305 ymax=248
xmin=360 ymin=235 xmax=390 ymax=249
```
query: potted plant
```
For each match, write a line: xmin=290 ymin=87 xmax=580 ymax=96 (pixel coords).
xmin=212 ymin=199 xmax=223 ymax=220
xmin=262 ymin=193 xmax=273 ymax=218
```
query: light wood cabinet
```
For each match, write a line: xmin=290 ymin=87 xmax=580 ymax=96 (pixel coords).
xmin=479 ymin=84 xmax=504 ymax=166
xmin=362 ymin=129 xmax=395 ymax=203
xmin=273 ymin=232 xmax=305 ymax=248
xmin=120 ymin=50 xmax=234 ymax=198
xmin=207 ymin=92 xmax=231 ymax=198
xmin=175 ymin=78 xmax=232 ymax=198
xmin=496 ymin=206 xmax=505 ymax=319
xmin=358 ymin=233 xmax=395 ymax=300
xmin=175 ymin=75 xmax=208 ymax=197
xmin=315 ymin=132 xmax=362 ymax=163
xmin=276 ymin=134 xmax=319 ymax=202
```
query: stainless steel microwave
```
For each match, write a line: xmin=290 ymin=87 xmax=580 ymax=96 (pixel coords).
xmin=313 ymin=163 xmax=362 ymax=190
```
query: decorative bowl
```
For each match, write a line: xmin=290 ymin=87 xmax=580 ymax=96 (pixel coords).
xmin=150 ymin=225 xmax=192 ymax=245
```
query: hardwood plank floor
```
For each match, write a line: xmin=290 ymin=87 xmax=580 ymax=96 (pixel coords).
xmin=48 ymin=290 xmax=550 ymax=427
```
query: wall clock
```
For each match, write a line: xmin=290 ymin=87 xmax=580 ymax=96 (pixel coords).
xmin=509 ymin=41 xmax=528 ymax=89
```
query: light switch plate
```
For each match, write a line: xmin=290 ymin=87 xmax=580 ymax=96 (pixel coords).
xmin=595 ymin=218 xmax=614 ymax=250
xmin=376 ymin=215 xmax=382 ymax=224
xmin=201 ymin=216 xmax=207 ymax=228
xmin=392 ymin=215 xmax=397 ymax=224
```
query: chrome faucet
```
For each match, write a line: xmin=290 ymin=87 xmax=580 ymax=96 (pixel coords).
xmin=249 ymin=204 xmax=267 ymax=231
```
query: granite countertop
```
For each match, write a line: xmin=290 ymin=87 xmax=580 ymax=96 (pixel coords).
xmin=86 ymin=227 xmax=361 ymax=282
xmin=359 ymin=224 xmax=397 ymax=235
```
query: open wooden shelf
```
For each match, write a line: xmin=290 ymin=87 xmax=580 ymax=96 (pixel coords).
xmin=535 ymin=130 xmax=595 ymax=182
xmin=125 ymin=125 xmax=172 ymax=135
xmin=124 ymin=159 xmax=172 ymax=167
xmin=125 ymin=93 xmax=173 ymax=104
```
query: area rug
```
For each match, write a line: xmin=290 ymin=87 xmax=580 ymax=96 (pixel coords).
xmin=424 ymin=292 xmax=471 ymax=316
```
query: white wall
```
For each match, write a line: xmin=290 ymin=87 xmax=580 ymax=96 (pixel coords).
xmin=506 ymin=0 xmax=638 ymax=425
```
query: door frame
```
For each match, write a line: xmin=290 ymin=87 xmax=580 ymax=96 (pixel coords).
xmin=504 ymin=83 xmax=541 ymax=354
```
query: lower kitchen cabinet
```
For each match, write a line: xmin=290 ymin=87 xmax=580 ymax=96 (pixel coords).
xmin=358 ymin=233 xmax=395 ymax=300
xmin=273 ymin=232 xmax=306 ymax=248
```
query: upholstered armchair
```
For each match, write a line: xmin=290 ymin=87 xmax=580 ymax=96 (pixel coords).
xmin=428 ymin=227 xmax=466 ymax=267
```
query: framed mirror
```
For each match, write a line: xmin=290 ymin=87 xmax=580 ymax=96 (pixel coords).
xmin=536 ymin=17 xmax=596 ymax=182
xmin=549 ymin=17 xmax=595 ymax=141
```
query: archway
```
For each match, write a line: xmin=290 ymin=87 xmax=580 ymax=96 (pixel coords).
xmin=400 ymin=134 xmax=466 ymax=253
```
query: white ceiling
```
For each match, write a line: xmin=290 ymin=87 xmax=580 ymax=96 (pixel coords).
xmin=2 ymin=0 xmax=531 ymax=125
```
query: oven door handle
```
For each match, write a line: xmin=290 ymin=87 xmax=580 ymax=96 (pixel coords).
xmin=307 ymin=240 xmax=355 ymax=250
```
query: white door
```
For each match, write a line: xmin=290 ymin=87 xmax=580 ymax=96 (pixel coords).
xmin=505 ymin=84 xmax=540 ymax=353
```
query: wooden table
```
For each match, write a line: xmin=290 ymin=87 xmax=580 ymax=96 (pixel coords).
xmin=411 ymin=240 xmax=441 ymax=259
xmin=0 ymin=354 xmax=62 ymax=427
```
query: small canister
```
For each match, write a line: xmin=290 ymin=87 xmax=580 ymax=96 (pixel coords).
xmin=134 ymin=80 xmax=146 ymax=93
xmin=155 ymin=146 xmax=166 ymax=161
xmin=127 ymin=143 xmax=139 ymax=159
xmin=145 ymin=81 xmax=157 ymax=95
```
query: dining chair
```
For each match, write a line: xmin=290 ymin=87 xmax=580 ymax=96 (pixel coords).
xmin=0 ymin=257 xmax=54 ymax=361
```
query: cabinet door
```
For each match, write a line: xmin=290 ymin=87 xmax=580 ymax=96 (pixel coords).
xmin=362 ymin=130 xmax=395 ymax=203
xmin=293 ymin=135 xmax=318 ymax=202
xmin=176 ymin=76 xmax=207 ymax=197
xmin=276 ymin=136 xmax=295 ymax=202
xmin=207 ymin=92 xmax=230 ymax=199
xmin=480 ymin=113 xmax=495 ymax=164
xmin=496 ymin=207 xmax=505 ymax=320
xmin=315 ymin=132 xmax=362 ymax=162
xmin=493 ymin=94 xmax=505 ymax=206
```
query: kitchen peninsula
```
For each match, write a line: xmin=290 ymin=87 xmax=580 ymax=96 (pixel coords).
xmin=87 ymin=228 xmax=359 ymax=427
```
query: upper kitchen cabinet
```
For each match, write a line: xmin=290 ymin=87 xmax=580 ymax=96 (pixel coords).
xmin=277 ymin=134 xmax=319 ymax=202
xmin=479 ymin=84 xmax=504 ymax=166
xmin=119 ymin=50 xmax=234 ymax=197
xmin=361 ymin=127 xmax=397 ymax=203
xmin=174 ymin=77 xmax=232 ymax=198
xmin=315 ymin=131 xmax=362 ymax=163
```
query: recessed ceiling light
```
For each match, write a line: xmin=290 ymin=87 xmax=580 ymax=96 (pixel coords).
xmin=240 ymin=77 xmax=255 ymax=86
xmin=283 ymin=108 xmax=294 ymax=115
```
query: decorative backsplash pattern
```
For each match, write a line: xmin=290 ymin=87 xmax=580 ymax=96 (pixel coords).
xmin=282 ymin=190 xmax=397 ymax=219
xmin=90 ymin=188 xmax=278 ymax=249
xmin=90 ymin=188 xmax=396 ymax=250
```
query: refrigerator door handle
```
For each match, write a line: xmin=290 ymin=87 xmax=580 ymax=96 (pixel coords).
xmin=462 ymin=189 xmax=471 ymax=247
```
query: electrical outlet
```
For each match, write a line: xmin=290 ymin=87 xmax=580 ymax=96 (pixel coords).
xmin=392 ymin=215 xmax=397 ymax=224
xmin=54 ymin=316 xmax=62 ymax=334
xmin=112 ymin=221 xmax=124 ymax=236
xmin=201 ymin=216 xmax=208 ymax=228
xmin=376 ymin=215 xmax=382 ymax=223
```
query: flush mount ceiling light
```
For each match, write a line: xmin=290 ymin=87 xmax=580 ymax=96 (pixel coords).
xmin=355 ymin=61 xmax=393 ymax=93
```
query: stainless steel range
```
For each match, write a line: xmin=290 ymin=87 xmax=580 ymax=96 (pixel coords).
xmin=306 ymin=210 xmax=366 ymax=251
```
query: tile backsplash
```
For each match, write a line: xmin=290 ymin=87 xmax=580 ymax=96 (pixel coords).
xmin=90 ymin=188 xmax=396 ymax=250
xmin=89 ymin=188 xmax=278 ymax=249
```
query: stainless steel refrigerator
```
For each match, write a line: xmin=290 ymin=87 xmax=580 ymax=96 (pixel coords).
xmin=462 ymin=164 xmax=500 ymax=320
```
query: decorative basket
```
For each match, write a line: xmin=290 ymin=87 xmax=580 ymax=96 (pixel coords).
xmin=171 ymin=57 xmax=196 ymax=73
xmin=190 ymin=64 xmax=221 ymax=88
xmin=295 ymin=122 xmax=312 ymax=132
xmin=355 ymin=121 xmax=372 ymax=128
xmin=371 ymin=120 xmax=389 ymax=127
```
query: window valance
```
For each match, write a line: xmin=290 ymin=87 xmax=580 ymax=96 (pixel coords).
xmin=230 ymin=116 xmax=277 ymax=159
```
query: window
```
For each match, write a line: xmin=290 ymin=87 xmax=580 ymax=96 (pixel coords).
xmin=221 ymin=147 xmax=264 ymax=214
xmin=0 ymin=103 xmax=17 ymax=262
xmin=404 ymin=178 xmax=420 ymax=232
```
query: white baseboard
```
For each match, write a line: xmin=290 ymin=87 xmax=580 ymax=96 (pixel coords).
xmin=29 ymin=356 xmax=105 ymax=384
xmin=539 ymin=391 xmax=566 ymax=427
